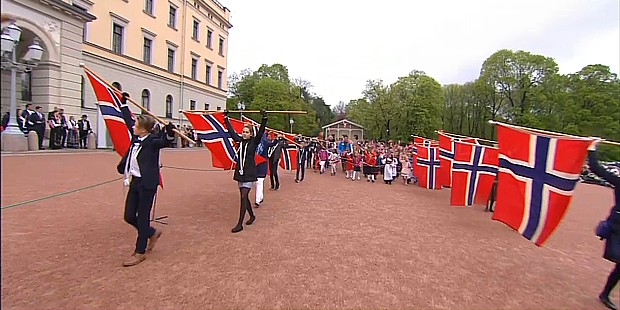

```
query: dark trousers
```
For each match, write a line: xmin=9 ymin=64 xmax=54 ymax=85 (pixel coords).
xmin=269 ymin=160 xmax=280 ymax=189
xmin=34 ymin=126 xmax=44 ymax=149
xmin=296 ymin=162 xmax=305 ymax=181
xmin=602 ymin=263 xmax=619 ymax=296
xmin=60 ymin=128 xmax=67 ymax=147
xmin=124 ymin=177 xmax=156 ymax=254
xmin=79 ymin=131 xmax=88 ymax=148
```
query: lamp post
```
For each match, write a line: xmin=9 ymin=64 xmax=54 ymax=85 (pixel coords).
xmin=237 ymin=101 xmax=245 ymax=120
xmin=289 ymin=118 xmax=294 ymax=133
xmin=1 ymin=23 xmax=44 ymax=151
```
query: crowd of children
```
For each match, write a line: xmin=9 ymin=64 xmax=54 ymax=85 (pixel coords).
xmin=295 ymin=134 xmax=418 ymax=186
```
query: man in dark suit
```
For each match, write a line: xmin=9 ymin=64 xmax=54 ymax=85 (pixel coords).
xmin=295 ymin=140 xmax=308 ymax=183
xmin=29 ymin=106 xmax=46 ymax=150
xmin=266 ymin=133 xmax=285 ymax=190
xmin=116 ymin=114 xmax=176 ymax=267
xmin=77 ymin=114 xmax=91 ymax=149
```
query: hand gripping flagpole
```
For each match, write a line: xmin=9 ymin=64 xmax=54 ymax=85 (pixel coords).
xmin=80 ymin=64 xmax=195 ymax=144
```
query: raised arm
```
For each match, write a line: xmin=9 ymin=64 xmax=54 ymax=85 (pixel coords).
xmin=588 ymin=149 xmax=620 ymax=188
xmin=224 ymin=111 xmax=242 ymax=142
xmin=253 ymin=110 xmax=267 ymax=144
xmin=152 ymin=122 xmax=177 ymax=149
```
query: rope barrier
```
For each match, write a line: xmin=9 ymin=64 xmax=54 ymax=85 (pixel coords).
xmin=1 ymin=177 xmax=124 ymax=210
xmin=160 ymin=165 xmax=228 ymax=172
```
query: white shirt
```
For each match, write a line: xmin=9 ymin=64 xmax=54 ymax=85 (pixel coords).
xmin=127 ymin=135 xmax=148 ymax=178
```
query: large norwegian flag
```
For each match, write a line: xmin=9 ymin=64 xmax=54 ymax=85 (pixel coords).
xmin=184 ymin=112 xmax=242 ymax=169
xmin=450 ymin=141 xmax=498 ymax=206
xmin=492 ymin=123 xmax=593 ymax=246
xmin=280 ymin=143 xmax=298 ymax=170
xmin=414 ymin=146 xmax=442 ymax=189
xmin=84 ymin=70 xmax=133 ymax=157
xmin=438 ymin=131 xmax=479 ymax=188
xmin=84 ymin=68 xmax=164 ymax=188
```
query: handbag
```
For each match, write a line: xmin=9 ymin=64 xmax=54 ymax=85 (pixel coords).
xmin=596 ymin=220 xmax=611 ymax=240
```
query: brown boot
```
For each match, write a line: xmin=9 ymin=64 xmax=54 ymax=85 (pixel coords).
xmin=123 ymin=253 xmax=146 ymax=267
xmin=147 ymin=230 xmax=162 ymax=252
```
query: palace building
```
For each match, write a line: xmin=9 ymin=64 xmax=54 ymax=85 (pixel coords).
xmin=1 ymin=0 xmax=231 ymax=148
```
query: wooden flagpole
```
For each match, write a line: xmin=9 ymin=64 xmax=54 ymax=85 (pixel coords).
xmin=80 ymin=64 xmax=195 ymax=144
xmin=435 ymin=130 xmax=497 ymax=144
xmin=183 ymin=109 xmax=307 ymax=114
xmin=488 ymin=120 xmax=620 ymax=146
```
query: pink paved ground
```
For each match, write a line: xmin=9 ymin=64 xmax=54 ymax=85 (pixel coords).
xmin=1 ymin=148 xmax=617 ymax=309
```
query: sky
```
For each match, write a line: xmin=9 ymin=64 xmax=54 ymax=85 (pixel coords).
xmin=225 ymin=0 xmax=620 ymax=106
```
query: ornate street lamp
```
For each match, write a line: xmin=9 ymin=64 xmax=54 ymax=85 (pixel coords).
xmin=1 ymin=23 xmax=45 ymax=151
xmin=237 ymin=101 xmax=245 ymax=120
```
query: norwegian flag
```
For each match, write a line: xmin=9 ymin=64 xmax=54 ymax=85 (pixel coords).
xmin=84 ymin=69 xmax=133 ymax=156
xmin=438 ymin=131 xmax=479 ymax=188
xmin=450 ymin=141 xmax=498 ymax=206
xmin=491 ymin=123 xmax=593 ymax=246
xmin=84 ymin=68 xmax=164 ymax=188
xmin=414 ymin=146 xmax=442 ymax=189
xmin=280 ymin=143 xmax=298 ymax=170
xmin=184 ymin=112 xmax=241 ymax=169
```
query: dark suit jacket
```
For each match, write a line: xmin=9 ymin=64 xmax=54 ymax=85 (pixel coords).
xmin=29 ymin=112 xmax=45 ymax=128
xmin=266 ymin=138 xmax=285 ymax=164
xmin=588 ymin=150 xmax=620 ymax=263
xmin=297 ymin=146 xmax=308 ymax=165
xmin=117 ymin=131 xmax=174 ymax=190
xmin=225 ymin=116 xmax=267 ymax=182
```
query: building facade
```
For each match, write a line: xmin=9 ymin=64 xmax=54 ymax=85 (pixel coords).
xmin=1 ymin=0 xmax=231 ymax=148
xmin=322 ymin=119 xmax=364 ymax=141
xmin=1 ymin=0 xmax=95 ymax=122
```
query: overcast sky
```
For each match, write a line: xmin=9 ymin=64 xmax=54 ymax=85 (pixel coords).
xmin=226 ymin=0 xmax=619 ymax=106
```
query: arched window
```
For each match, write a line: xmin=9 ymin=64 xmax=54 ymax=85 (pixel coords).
xmin=141 ymin=89 xmax=150 ymax=111
xmin=165 ymin=95 xmax=173 ymax=118
xmin=112 ymin=82 xmax=122 ymax=91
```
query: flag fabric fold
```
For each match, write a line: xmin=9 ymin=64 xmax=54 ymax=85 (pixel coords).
xmin=491 ymin=122 xmax=593 ymax=246
xmin=184 ymin=112 xmax=241 ymax=169
xmin=414 ymin=145 xmax=442 ymax=189
xmin=438 ymin=131 xmax=479 ymax=188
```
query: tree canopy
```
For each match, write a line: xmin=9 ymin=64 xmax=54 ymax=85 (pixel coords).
xmin=227 ymin=50 xmax=620 ymax=160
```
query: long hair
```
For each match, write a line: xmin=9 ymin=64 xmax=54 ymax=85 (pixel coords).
xmin=243 ymin=124 xmax=255 ymax=137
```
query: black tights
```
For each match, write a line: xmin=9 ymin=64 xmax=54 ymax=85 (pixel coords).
xmin=602 ymin=263 xmax=619 ymax=297
xmin=236 ymin=187 xmax=254 ymax=227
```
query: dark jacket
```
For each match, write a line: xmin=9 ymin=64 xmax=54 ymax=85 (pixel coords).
xmin=588 ymin=150 xmax=620 ymax=263
xmin=116 ymin=130 xmax=175 ymax=190
xmin=297 ymin=146 xmax=308 ymax=164
xmin=225 ymin=115 xmax=267 ymax=182
xmin=266 ymin=138 xmax=285 ymax=163
xmin=256 ymin=161 xmax=268 ymax=178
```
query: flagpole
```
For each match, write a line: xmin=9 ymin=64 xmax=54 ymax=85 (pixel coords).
xmin=182 ymin=109 xmax=308 ymax=114
xmin=435 ymin=130 xmax=498 ymax=144
xmin=487 ymin=120 xmax=620 ymax=146
xmin=80 ymin=64 xmax=195 ymax=144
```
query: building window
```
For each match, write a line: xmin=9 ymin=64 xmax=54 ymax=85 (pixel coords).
xmin=191 ymin=58 xmax=198 ymax=79
xmin=218 ymin=38 xmax=224 ymax=55
xmin=216 ymin=106 xmax=221 ymax=111
xmin=80 ymin=76 xmax=85 ymax=107
xmin=143 ymin=37 xmax=153 ymax=64
xmin=165 ymin=95 xmax=173 ymax=118
xmin=190 ymin=100 xmax=196 ymax=111
xmin=112 ymin=23 xmax=124 ymax=54
xmin=204 ymin=103 xmax=209 ymax=110
xmin=192 ymin=20 xmax=200 ymax=40
xmin=141 ymin=89 xmax=151 ymax=110
xmin=112 ymin=82 xmax=122 ymax=91
xmin=206 ymin=29 xmax=212 ymax=48
xmin=144 ymin=0 xmax=154 ymax=15
xmin=217 ymin=70 xmax=223 ymax=89
xmin=205 ymin=64 xmax=211 ymax=85
xmin=167 ymin=48 xmax=175 ymax=72
xmin=168 ymin=5 xmax=177 ymax=28
xmin=21 ymin=71 xmax=32 ymax=102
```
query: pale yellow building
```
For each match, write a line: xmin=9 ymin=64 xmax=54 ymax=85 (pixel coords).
xmin=1 ymin=0 xmax=231 ymax=148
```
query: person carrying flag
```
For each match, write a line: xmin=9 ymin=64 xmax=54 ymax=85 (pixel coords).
xmin=266 ymin=133 xmax=286 ymax=191
xmin=116 ymin=112 xmax=176 ymax=267
xmin=224 ymin=109 xmax=267 ymax=233
xmin=588 ymin=139 xmax=620 ymax=310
